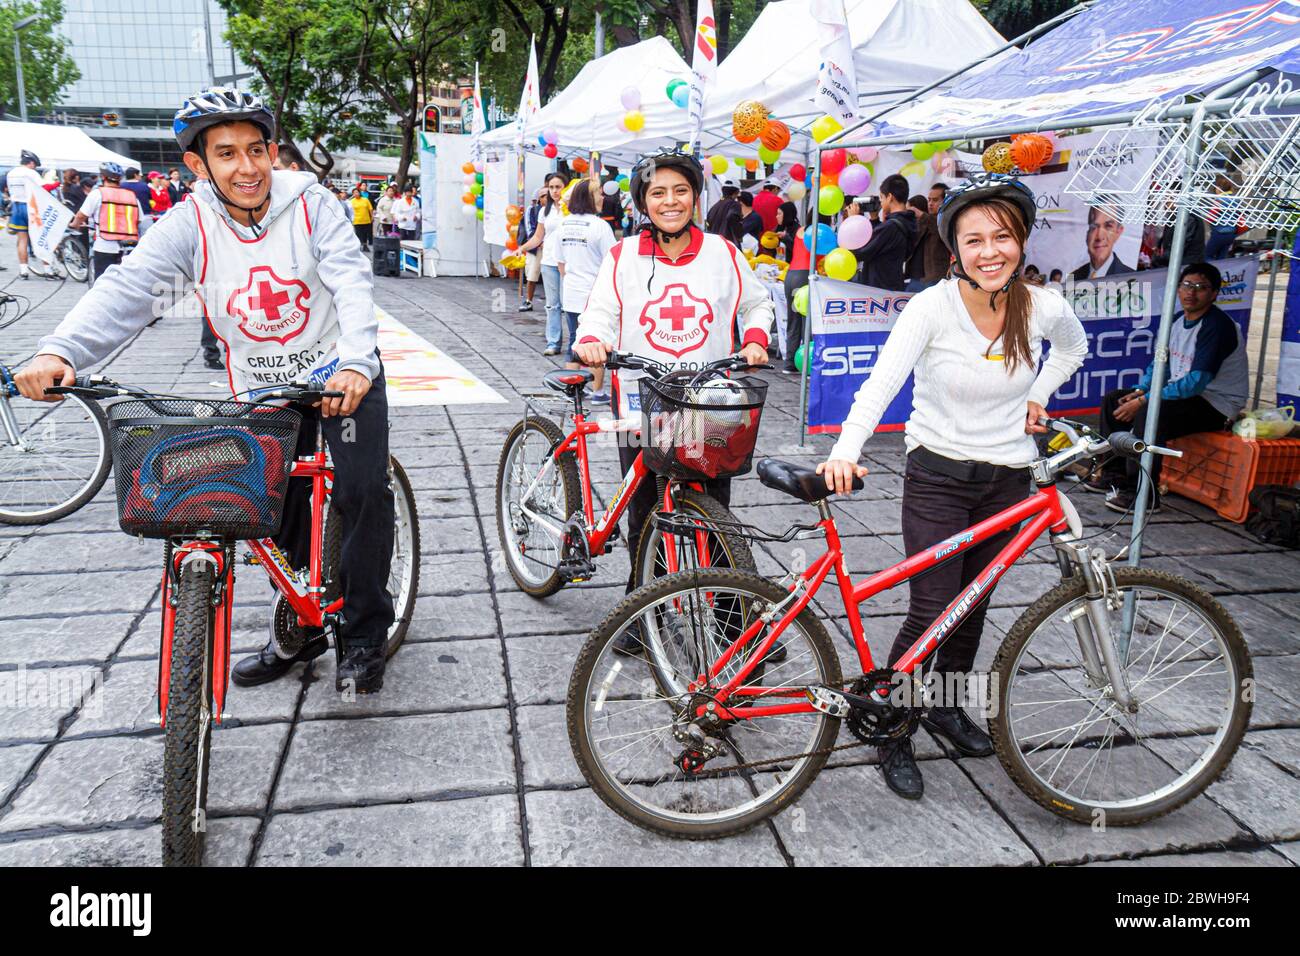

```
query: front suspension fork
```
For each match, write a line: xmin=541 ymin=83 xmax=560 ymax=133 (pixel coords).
xmin=1063 ymin=544 xmax=1137 ymax=711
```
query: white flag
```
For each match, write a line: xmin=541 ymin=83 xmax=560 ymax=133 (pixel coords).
xmin=471 ymin=62 xmax=485 ymax=140
xmin=812 ymin=0 xmax=857 ymax=127
xmin=27 ymin=187 xmax=73 ymax=264
xmin=516 ymin=37 xmax=542 ymax=148
xmin=687 ymin=0 xmax=718 ymax=151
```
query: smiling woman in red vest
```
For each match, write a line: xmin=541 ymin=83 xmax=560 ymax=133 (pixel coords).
xmin=573 ymin=147 xmax=773 ymax=608
xmin=68 ymin=162 xmax=146 ymax=284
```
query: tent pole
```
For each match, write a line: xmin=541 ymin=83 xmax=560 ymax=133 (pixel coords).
xmin=1252 ymin=229 xmax=1286 ymax=408
xmin=797 ymin=144 xmax=824 ymax=448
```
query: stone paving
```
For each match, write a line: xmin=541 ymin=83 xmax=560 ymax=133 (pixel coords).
xmin=0 ymin=249 xmax=1298 ymax=866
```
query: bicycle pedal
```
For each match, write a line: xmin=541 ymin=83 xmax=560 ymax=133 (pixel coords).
xmin=558 ymin=559 xmax=596 ymax=583
xmin=806 ymin=686 xmax=852 ymax=718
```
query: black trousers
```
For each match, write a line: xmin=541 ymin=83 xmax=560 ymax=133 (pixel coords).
xmin=273 ymin=378 xmax=395 ymax=648
xmin=618 ymin=441 xmax=731 ymax=591
xmin=784 ymin=268 xmax=810 ymax=363
xmin=91 ymin=250 xmax=121 ymax=285
xmin=354 ymin=222 xmax=373 ymax=249
xmin=200 ymin=316 xmax=221 ymax=363
xmin=886 ymin=453 xmax=1030 ymax=685
xmin=1098 ymin=387 xmax=1230 ymax=489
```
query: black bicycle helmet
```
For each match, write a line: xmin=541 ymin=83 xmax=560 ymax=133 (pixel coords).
xmin=173 ymin=86 xmax=276 ymax=154
xmin=936 ymin=174 xmax=1038 ymax=306
xmin=20 ymin=149 xmax=40 ymax=166
xmin=629 ymin=146 xmax=705 ymax=218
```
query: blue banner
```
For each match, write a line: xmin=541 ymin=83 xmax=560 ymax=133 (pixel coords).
xmin=1279 ymin=234 xmax=1300 ymax=410
xmin=880 ymin=0 xmax=1300 ymax=138
xmin=807 ymin=259 xmax=1259 ymax=434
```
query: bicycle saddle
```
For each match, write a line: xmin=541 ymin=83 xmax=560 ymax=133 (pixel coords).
xmin=757 ymin=458 xmax=863 ymax=503
xmin=543 ymin=369 xmax=594 ymax=396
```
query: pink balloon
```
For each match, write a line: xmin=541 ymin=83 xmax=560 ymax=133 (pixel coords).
xmin=931 ymin=152 xmax=956 ymax=175
xmin=838 ymin=164 xmax=871 ymax=196
xmin=851 ymin=146 xmax=878 ymax=163
xmin=837 ymin=215 xmax=873 ymax=250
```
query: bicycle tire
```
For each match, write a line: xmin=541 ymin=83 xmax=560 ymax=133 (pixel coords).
xmin=322 ymin=455 xmax=421 ymax=659
xmin=495 ymin=415 xmax=580 ymax=597
xmin=57 ymin=237 xmax=89 ymax=283
xmin=633 ymin=487 xmax=757 ymax=587
xmin=161 ymin=560 xmax=216 ymax=867
xmin=0 ymin=393 xmax=112 ymax=525
xmin=990 ymin=567 xmax=1252 ymax=827
xmin=567 ymin=568 xmax=842 ymax=840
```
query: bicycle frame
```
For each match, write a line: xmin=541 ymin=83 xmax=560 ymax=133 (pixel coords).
xmin=686 ymin=482 xmax=1074 ymax=721
xmin=519 ymin=408 xmax=713 ymax=572
xmin=156 ymin=425 xmax=344 ymax=727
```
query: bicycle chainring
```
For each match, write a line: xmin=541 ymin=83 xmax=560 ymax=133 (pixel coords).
xmin=845 ymin=669 xmax=919 ymax=745
xmin=270 ymin=594 xmax=312 ymax=660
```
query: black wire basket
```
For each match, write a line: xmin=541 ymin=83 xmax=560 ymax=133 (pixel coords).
xmin=639 ymin=375 xmax=768 ymax=481
xmin=107 ymin=398 xmax=302 ymax=539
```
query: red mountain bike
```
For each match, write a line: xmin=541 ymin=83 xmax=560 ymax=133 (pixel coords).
xmin=567 ymin=420 xmax=1252 ymax=838
xmin=495 ymin=352 xmax=764 ymax=595
xmin=51 ymin=376 xmax=420 ymax=866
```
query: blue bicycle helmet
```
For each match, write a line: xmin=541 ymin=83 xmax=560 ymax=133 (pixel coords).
xmin=99 ymin=161 xmax=124 ymax=181
xmin=173 ymin=86 xmax=276 ymax=154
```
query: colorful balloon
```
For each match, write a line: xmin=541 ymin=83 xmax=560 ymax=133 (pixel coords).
xmin=602 ymin=179 xmax=619 ymax=195
xmin=789 ymin=163 xmax=807 ymax=182
xmin=900 ymin=160 xmax=926 ymax=178
xmin=461 ymin=161 xmax=475 ymax=175
xmin=850 ymin=146 xmax=878 ymax=163
xmin=666 ymin=78 xmax=687 ymax=99
xmin=931 ymin=152 xmax=956 ymax=175
xmin=744 ymin=158 xmax=758 ymax=173
xmin=474 ymin=172 xmax=483 ymax=184
xmin=543 ymin=143 xmax=558 ymax=159
xmin=810 ymin=115 xmax=843 ymax=143
xmin=838 ymin=215 xmax=874 ymax=250
xmin=824 ymin=247 xmax=857 ymax=281
xmin=461 ymin=192 xmax=474 ymax=205
xmin=619 ymin=176 xmax=630 ymax=192
xmin=476 ymin=209 xmax=484 ymax=220
xmin=822 ymin=148 xmax=847 ymax=175
xmin=803 ymin=223 xmax=837 ymax=253
xmin=793 ymin=285 xmax=809 ymax=316
xmin=475 ymin=194 xmax=483 ymax=209
xmin=470 ymin=182 xmax=482 ymax=195
xmin=786 ymin=182 xmax=806 ymax=201
xmin=758 ymin=145 xmax=781 ymax=165
xmin=460 ymin=203 xmax=475 ymax=217
xmin=818 ymin=184 xmax=844 ymax=216
xmin=620 ymin=86 xmax=641 ymax=111
xmin=793 ymin=341 xmax=812 ymax=373
xmin=571 ymin=157 xmax=589 ymax=174
xmin=709 ymin=154 xmax=729 ymax=175
xmin=838 ymin=164 xmax=871 ymax=196
xmin=671 ymin=85 xmax=690 ymax=109
xmin=760 ymin=119 xmax=791 ymax=151
xmin=623 ymin=110 xmax=645 ymax=132
xmin=542 ymin=128 xmax=558 ymax=145
xmin=912 ymin=142 xmax=937 ymax=161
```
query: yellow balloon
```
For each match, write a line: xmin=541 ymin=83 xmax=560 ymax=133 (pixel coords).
xmin=824 ymin=248 xmax=857 ymax=281
xmin=811 ymin=115 xmax=843 ymax=143
xmin=709 ymin=154 xmax=729 ymax=175
xmin=624 ymin=110 xmax=645 ymax=132
xmin=900 ymin=160 xmax=926 ymax=178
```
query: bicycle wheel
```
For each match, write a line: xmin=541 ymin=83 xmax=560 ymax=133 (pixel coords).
xmin=57 ymin=237 xmax=89 ymax=283
xmin=990 ymin=567 xmax=1251 ymax=827
xmin=495 ymin=415 xmax=579 ymax=597
xmin=0 ymin=391 xmax=112 ymax=524
xmin=567 ymin=568 xmax=842 ymax=839
xmin=633 ymin=487 xmax=757 ymax=586
xmin=162 ymin=560 xmax=216 ymax=867
xmin=322 ymin=455 xmax=421 ymax=659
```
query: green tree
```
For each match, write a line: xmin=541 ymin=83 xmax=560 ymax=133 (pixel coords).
xmin=973 ymin=0 xmax=1080 ymax=41
xmin=0 ymin=0 xmax=79 ymax=117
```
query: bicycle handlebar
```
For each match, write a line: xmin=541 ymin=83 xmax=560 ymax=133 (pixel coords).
xmin=602 ymin=350 xmax=753 ymax=377
xmin=44 ymin=377 xmax=344 ymax=404
xmin=1033 ymin=417 xmax=1182 ymax=484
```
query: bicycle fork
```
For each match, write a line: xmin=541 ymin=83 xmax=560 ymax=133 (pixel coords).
xmin=157 ymin=542 xmax=235 ymax=729
xmin=1057 ymin=543 xmax=1138 ymax=712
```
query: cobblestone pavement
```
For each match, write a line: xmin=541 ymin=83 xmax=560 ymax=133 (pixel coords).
xmin=1 ymin=256 xmax=1298 ymax=867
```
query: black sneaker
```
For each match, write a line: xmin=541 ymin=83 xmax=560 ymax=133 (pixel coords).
xmin=922 ymin=705 xmax=994 ymax=757
xmin=336 ymin=644 xmax=386 ymax=694
xmin=612 ymin=621 xmax=645 ymax=657
xmin=877 ymin=737 xmax=924 ymax=800
xmin=1105 ymin=487 xmax=1161 ymax=515
xmin=232 ymin=634 xmax=328 ymax=687
xmin=204 ymin=356 xmax=225 ymax=371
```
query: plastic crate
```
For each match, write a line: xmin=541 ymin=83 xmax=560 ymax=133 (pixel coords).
xmin=1162 ymin=431 xmax=1300 ymax=523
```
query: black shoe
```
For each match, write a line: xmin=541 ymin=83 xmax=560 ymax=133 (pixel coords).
xmin=782 ymin=363 xmax=798 ymax=375
xmin=204 ymin=356 xmax=225 ymax=370
xmin=231 ymin=634 xmax=328 ymax=687
xmin=1104 ymin=487 xmax=1161 ymax=515
xmin=1078 ymin=470 xmax=1121 ymax=493
xmin=336 ymin=644 xmax=386 ymax=693
xmin=877 ymin=738 xmax=924 ymax=800
xmin=922 ymin=705 xmax=994 ymax=757
xmin=612 ymin=622 xmax=645 ymax=657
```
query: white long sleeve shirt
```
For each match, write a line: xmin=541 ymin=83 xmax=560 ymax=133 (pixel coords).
xmin=576 ymin=227 xmax=774 ymax=418
xmin=829 ymin=279 xmax=1088 ymax=467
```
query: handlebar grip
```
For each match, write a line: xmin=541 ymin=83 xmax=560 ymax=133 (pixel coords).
xmin=320 ymin=390 xmax=345 ymax=399
xmin=1108 ymin=431 xmax=1148 ymax=459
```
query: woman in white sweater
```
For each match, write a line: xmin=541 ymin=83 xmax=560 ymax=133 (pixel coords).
xmin=818 ymin=175 xmax=1088 ymax=801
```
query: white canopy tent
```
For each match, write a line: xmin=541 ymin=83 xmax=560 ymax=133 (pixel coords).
xmin=0 ymin=121 xmax=138 ymax=173
xmin=483 ymin=0 xmax=1004 ymax=166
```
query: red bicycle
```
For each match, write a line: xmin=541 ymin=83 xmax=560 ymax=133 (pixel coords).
xmin=567 ymin=420 xmax=1252 ymax=838
xmin=51 ymin=376 xmax=420 ymax=866
xmin=495 ymin=351 xmax=764 ymax=595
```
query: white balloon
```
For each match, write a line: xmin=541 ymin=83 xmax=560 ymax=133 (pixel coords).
xmin=602 ymin=180 xmax=620 ymax=195
xmin=460 ymin=203 xmax=475 ymax=217
xmin=787 ymin=182 xmax=806 ymax=201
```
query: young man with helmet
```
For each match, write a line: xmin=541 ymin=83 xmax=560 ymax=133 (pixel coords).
xmin=7 ymin=149 xmax=49 ymax=279
xmin=15 ymin=86 xmax=396 ymax=694
xmin=573 ymin=147 xmax=773 ymax=614
xmin=69 ymin=162 xmax=146 ymax=283
xmin=818 ymin=174 xmax=1088 ymax=801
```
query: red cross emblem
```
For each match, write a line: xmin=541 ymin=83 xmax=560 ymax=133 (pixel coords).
xmin=227 ymin=266 xmax=311 ymax=344
xmin=638 ymin=283 xmax=714 ymax=358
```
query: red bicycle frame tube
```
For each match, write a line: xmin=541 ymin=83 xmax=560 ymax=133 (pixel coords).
xmin=697 ymin=483 xmax=1068 ymax=721
xmin=157 ymin=452 xmax=345 ymax=727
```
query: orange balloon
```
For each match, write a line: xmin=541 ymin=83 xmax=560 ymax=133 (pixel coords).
xmin=760 ymin=119 xmax=790 ymax=152
xmin=819 ymin=168 xmax=839 ymax=187
xmin=506 ymin=236 xmax=519 ymax=250
xmin=1010 ymin=133 xmax=1054 ymax=173
xmin=461 ymin=162 xmax=475 ymax=175
xmin=744 ymin=158 xmax=758 ymax=172
xmin=734 ymin=125 xmax=758 ymax=144
xmin=572 ymin=157 xmax=589 ymax=174
xmin=462 ymin=192 xmax=474 ymax=204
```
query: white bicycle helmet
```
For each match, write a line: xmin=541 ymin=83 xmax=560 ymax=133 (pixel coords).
xmin=173 ymin=86 xmax=276 ymax=154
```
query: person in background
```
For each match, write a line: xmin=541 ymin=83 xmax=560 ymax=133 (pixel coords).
xmin=784 ymin=213 xmax=831 ymax=374
xmin=350 ymin=184 xmax=374 ymax=251
xmin=517 ymin=185 xmax=545 ymax=311
xmin=775 ymin=200 xmax=800 ymax=262
xmin=752 ymin=182 xmax=782 ymax=233
xmin=7 ymin=150 xmax=51 ymax=278
xmin=1204 ymin=175 xmax=1242 ymax=260
xmin=855 ymin=173 xmax=917 ymax=291
xmin=705 ymin=179 xmax=740 ymax=234
xmin=393 ymin=184 xmax=421 ymax=239
xmin=166 ymin=167 xmax=191 ymax=205
xmin=374 ymin=183 xmax=398 ymax=238
xmin=148 ymin=172 xmax=173 ymax=217
xmin=1089 ymin=262 xmax=1247 ymax=513
xmin=736 ymin=191 xmax=764 ymax=248
xmin=274 ymin=141 xmax=308 ymax=172
xmin=555 ymin=180 xmax=616 ymax=402
xmin=1152 ymin=209 xmax=1207 ymax=270
xmin=70 ymin=162 xmax=146 ymax=284
xmin=59 ymin=168 xmax=90 ymax=270
xmin=599 ymin=179 xmax=623 ymax=238
xmin=517 ymin=172 xmax=569 ymax=355
xmin=334 ymin=188 xmax=353 ymax=222
xmin=1046 ymin=268 xmax=1064 ymax=291
xmin=906 ymin=184 xmax=950 ymax=292
xmin=818 ymin=176 xmax=1087 ymax=799
xmin=121 ymin=167 xmax=154 ymax=234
